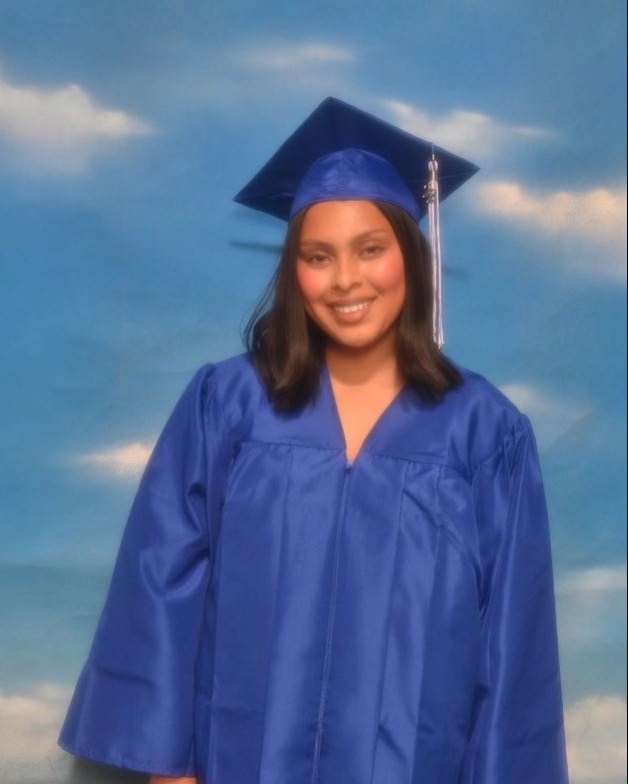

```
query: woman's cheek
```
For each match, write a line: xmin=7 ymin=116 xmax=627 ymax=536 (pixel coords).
xmin=296 ymin=264 xmax=329 ymax=304
xmin=370 ymin=253 xmax=406 ymax=291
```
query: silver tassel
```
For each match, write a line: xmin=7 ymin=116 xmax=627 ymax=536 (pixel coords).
xmin=425 ymin=153 xmax=444 ymax=348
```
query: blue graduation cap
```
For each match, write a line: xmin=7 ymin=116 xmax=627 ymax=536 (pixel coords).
xmin=234 ymin=96 xmax=480 ymax=346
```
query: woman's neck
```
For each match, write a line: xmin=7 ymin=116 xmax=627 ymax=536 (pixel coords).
xmin=324 ymin=330 xmax=405 ymax=391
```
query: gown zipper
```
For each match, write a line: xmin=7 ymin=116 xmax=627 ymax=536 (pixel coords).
xmin=311 ymin=459 xmax=353 ymax=784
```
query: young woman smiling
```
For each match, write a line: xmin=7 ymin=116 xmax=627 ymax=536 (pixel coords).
xmin=59 ymin=98 xmax=569 ymax=784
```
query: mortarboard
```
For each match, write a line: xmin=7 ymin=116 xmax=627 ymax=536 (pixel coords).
xmin=234 ymin=96 xmax=479 ymax=347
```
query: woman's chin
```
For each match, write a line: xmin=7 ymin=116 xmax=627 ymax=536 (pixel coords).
xmin=326 ymin=328 xmax=393 ymax=353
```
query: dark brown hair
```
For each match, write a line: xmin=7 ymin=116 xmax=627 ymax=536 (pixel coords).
xmin=243 ymin=200 xmax=463 ymax=411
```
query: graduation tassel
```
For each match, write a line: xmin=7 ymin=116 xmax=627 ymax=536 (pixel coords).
xmin=425 ymin=152 xmax=444 ymax=348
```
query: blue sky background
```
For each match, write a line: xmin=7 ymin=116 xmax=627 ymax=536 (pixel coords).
xmin=0 ymin=1 xmax=626 ymax=782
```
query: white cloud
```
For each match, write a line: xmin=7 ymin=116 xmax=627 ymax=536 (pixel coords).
xmin=511 ymin=124 xmax=552 ymax=138
xmin=197 ymin=41 xmax=359 ymax=98
xmin=556 ymin=564 xmax=627 ymax=645
xmin=471 ymin=180 xmax=627 ymax=281
xmin=499 ymin=382 xmax=591 ymax=451
xmin=0 ymin=74 xmax=154 ymax=173
xmin=383 ymin=99 xmax=551 ymax=159
xmin=558 ymin=565 xmax=627 ymax=600
xmin=565 ymin=695 xmax=627 ymax=783
xmin=0 ymin=682 xmax=71 ymax=764
xmin=76 ymin=440 xmax=154 ymax=479
xmin=234 ymin=42 xmax=355 ymax=70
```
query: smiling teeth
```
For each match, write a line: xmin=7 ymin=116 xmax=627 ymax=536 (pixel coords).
xmin=333 ymin=301 xmax=370 ymax=313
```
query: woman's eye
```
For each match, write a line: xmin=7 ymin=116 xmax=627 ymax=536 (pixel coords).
xmin=305 ymin=254 xmax=329 ymax=265
xmin=362 ymin=245 xmax=383 ymax=257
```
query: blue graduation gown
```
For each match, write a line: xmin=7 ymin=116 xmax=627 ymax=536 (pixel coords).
xmin=58 ymin=352 xmax=569 ymax=783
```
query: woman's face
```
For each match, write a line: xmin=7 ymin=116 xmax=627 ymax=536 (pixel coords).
xmin=296 ymin=200 xmax=407 ymax=352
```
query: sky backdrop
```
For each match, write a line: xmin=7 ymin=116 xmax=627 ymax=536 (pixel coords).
xmin=0 ymin=1 xmax=626 ymax=782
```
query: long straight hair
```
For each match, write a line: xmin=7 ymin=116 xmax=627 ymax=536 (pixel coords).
xmin=243 ymin=200 xmax=463 ymax=411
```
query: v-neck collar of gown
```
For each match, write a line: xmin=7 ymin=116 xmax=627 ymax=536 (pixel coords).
xmin=320 ymin=361 xmax=411 ymax=467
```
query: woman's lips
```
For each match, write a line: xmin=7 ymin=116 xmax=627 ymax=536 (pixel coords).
xmin=328 ymin=298 xmax=374 ymax=321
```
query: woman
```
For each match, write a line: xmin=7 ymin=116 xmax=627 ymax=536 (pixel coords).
xmin=58 ymin=98 xmax=569 ymax=783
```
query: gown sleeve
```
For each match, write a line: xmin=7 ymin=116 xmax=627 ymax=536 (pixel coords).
xmin=461 ymin=414 xmax=570 ymax=783
xmin=57 ymin=362 xmax=226 ymax=778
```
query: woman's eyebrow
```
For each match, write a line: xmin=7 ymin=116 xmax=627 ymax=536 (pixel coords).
xmin=299 ymin=230 xmax=390 ymax=250
xmin=298 ymin=240 xmax=335 ymax=252
xmin=352 ymin=229 xmax=390 ymax=242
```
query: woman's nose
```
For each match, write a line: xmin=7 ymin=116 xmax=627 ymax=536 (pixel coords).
xmin=332 ymin=254 xmax=362 ymax=291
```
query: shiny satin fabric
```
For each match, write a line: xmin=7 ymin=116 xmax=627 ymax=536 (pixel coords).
xmin=289 ymin=149 xmax=421 ymax=221
xmin=58 ymin=353 xmax=569 ymax=783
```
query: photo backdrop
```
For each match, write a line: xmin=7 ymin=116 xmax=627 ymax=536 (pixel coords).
xmin=0 ymin=2 xmax=626 ymax=782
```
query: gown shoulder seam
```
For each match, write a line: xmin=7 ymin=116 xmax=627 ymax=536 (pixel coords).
xmin=470 ymin=414 xmax=530 ymax=480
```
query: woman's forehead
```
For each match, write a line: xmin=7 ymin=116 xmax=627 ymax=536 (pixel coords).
xmin=299 ymin=200 xmax=394 ymax=237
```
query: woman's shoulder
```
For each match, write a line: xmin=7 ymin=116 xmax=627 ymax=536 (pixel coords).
xmin=186 ymin=351 xmax=266 ymax=429
xmin=434 ymin=358 xmax=532 ymax=476
xmin=187 ymin=351 xmax=259 ymax=391
xmin=451 ymin=361 xmax=522 ymax=417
